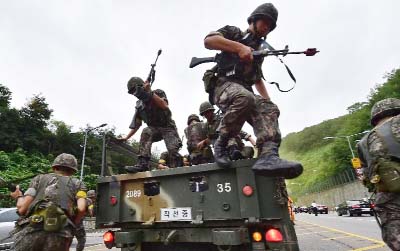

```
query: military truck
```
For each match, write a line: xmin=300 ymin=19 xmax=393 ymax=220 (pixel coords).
xmin=95 ymin=139 xmax=299 ymax=251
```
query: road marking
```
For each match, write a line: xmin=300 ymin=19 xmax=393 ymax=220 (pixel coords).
xmin=322 ymin=235 xmax=352 ymax=240
xmin=352 ymin=244 xmax=387 ymax=251
xmin=297 ymin=220 xmax=386 ymax=251
xmin=84 ymin=244 xmax=105 ymax=250
xmin=297 ymin=230 xmax=331 ymax=236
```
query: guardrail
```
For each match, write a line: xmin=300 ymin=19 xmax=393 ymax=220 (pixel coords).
xmin=292 ymin=167 xmax=358 ymax=196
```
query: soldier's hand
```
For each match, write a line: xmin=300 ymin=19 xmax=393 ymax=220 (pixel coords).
xmin=10 ymin=185 xmax=23 ymax=199
xmin=143 ymin=81 xmax=151 ymax=92
xmin=197 ymin=140 xmax=205 ymax=150
xmin=238 ymin=45 xmax=253 ymax=62
xmin=117 ymin=137 xmax=128 ymax=142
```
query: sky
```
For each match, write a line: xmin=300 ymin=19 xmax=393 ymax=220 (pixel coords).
xmin=1 ymin=1 xmax=399 ymax=155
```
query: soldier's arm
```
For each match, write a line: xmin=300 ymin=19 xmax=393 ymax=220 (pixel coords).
xmin=74 ymin=182 xmax=88 ymax=224
xmin=75 ymin=197 xmax=87 ymax=224
xmin=254 ymin=79 xmax=271 ymax=101
xmin=204 ymin=29 xmax=253 ymax=62
xmin=142 ymin=81 xmax=169 ymax=110
xmin=120 ymin=112 xmax=143 ymax=141
xmin=10 ymin=185 xmax=34 ymax=216
xmin=152 ymin=94 xmax=169 ymax=110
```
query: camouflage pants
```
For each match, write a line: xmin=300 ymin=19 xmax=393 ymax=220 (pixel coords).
xmin=139 ymin=126 xmax=182 ymax=167
xmin=255 ymin=95 xmax=281 ymax=144
xmin=190 ymin=147 xmax=214 ymax=165
xmin=72 ymin=222 xmax=86 ymax=251
xmin=375 ymin=193 xmax=400 ymax=250
xmin=214 ymin=81 xmax=279 ymax=145
xmin=13 ymin=226 xmax=72 ymax=251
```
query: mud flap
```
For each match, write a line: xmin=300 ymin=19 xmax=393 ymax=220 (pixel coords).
xmin=212 ymin=229 xmax=245 ymax=246
xmin=115 ymin=230 xmax=143 ymax=248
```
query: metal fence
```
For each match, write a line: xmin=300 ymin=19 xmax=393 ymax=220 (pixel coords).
xmin=293 ymin=167 xmax=358 ymax=196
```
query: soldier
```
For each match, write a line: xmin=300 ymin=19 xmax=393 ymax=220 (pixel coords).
xmin=356 ymin=98 xmax=400 ymax=251
xmin=9 ymin=153 xmax=87 ymax=251
xmin=86 ymin=190 xmax=96 ymax=217
xmin=197 ymin=101 xmax=256 ymax=160
xmin=120 ymin=77 xmax=182 ymax=173
xmin=72 ymin=190 xmax=96 ymax=251
xmin=203 ymin=3 xmax=303 ymax=178
xmin=158 ymin=151 xmax=184 ymax=170
xmin=184 ymin=114 xmax=214 ymax=165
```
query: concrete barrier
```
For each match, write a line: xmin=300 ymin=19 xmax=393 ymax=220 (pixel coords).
xmin=295 ymin=181 xmax=371 ymax=210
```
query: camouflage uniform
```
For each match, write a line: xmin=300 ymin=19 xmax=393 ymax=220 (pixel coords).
xmin=255 ymin=95 xmax=281 ymax=144
xmin=158 ymin=151 xmax=183 ymax=169
xmin=13 ymin=173 xmax=87 ymax=251
xmin=129 ymin=89 xmax=182 ymax=169
xmin=204 ymin=111 xmax=254 ymax=159
xmin=357 ymin=98 xmax=400 ymax=251
xmin=184 ymin=117 xmax=214 ymax=165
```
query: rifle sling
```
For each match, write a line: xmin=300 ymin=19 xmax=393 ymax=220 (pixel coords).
xmin=261 ymin=40 xmax=296 ymax=92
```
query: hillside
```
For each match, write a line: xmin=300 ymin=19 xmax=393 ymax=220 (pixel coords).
xmin=281 ymin=68 xmax=400 ymax=195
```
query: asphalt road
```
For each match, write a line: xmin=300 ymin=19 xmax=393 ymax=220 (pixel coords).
xmin=294 ymin=212 xmax=391 ymax=250
xmin=72 ymin=213 xmax=392 ymax=251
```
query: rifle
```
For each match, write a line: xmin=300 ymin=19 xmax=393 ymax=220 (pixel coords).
xmin=147 ymin=49 xmax=162 ymax=86
xmin=189 ymin=46 xmax=318 ymax=68
xmin=189 ymin=45 xmax=319 ymax=92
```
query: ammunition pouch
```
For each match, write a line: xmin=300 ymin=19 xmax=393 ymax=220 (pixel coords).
xmin=203 ymin=68 xmax=218 ymax=105
xmin=30 ymin=204 xmax=68 ymax=232
xmin=373 ymin=158 xmax=400 ymax=193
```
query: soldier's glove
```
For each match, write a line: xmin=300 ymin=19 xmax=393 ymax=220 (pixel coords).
xmin=134 ymin=86 xmax=153 ymax=103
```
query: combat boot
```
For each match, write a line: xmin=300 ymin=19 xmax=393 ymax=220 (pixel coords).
xmin=125 ymin=156 xmax=150 ymax=173
xmin=252 ymin=142 xmax=303 ymax=179
xmin=214 ymin=134 xmax=231 ymax=168
xmin=228 ymin=145 xmax=244 ymax=161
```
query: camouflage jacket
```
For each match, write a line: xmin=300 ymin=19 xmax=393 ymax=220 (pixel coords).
xmin=25 ymin=173 xmax=87 ymax=218
xmin=184 ymin=121 xmax=208 ymax=153
xmin=206 ymin=25 xmax=264 ymax=91
xmin=130 ymin=97 xmax=176 ymax=129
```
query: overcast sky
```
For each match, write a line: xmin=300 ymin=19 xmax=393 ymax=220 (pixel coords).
xmin=1 ymin=1 xmax=399 ymax=155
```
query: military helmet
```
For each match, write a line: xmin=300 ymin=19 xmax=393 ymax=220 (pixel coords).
xmin=52 ymin=153 xmax=78 ymax=172
xmin=247 ymin=3 xmax=278 ymax=32
xmin=187 ymin=114 xmax=200 ymax=125
xmin=87 ymin=190 xmax=96 ymax=198
xmin=199 ymin=101 xmax=215 ymax=115
xmin=127 ymin=77 xmax=144 ymax=94
xmin=153 ymin=89 xmax=167 ymax=99
xmin=370 ymin=98 xmax=400 ymax=126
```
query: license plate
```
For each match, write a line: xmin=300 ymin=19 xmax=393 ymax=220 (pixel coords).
xmin=160 ymin=207 xmax=192 ymax=221
xmin=362 ymin=208 xmax=370 ymax=211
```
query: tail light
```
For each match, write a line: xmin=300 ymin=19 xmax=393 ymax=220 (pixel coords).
xmin=252 ymin=231 xmax=263 ymax=242
xmin=103 ymin=230 xmax=115 ymax=249
xmin=265 ymin=229 xmax=283 ymax=243
xmin=351 ymin=204 xmax=360 ymax=208
xmin=110 ymin=196 xmax=118 ymax=206
xmin=242 ymin=185 xmax=254 ymax=197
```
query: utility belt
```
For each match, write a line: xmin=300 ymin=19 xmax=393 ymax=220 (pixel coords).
xmin=27 ymin=204 xmax=74 ymax=232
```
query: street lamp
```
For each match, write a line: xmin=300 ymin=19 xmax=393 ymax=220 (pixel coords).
xmin=323 ymin=130 xmax=369 ymax=158
xmin=80 ymin=123 xmax=107 ymax=180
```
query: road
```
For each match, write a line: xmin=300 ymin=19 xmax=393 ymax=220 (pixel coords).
xmin=294 ymin=212 xmax=390 ymax=250
xmin=76 ymin=213 xmax=391 ymax=251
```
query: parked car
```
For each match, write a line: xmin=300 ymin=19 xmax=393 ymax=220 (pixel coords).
xmin=298 ymin=206 xmax=309 ymax=213
xmin=0 ymin=207 xmax=18 ymax=248
xmin=316 ymin=204 xmax=328 ymax=214
xmin=336 ymin=200 xmax=373 ymax=216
